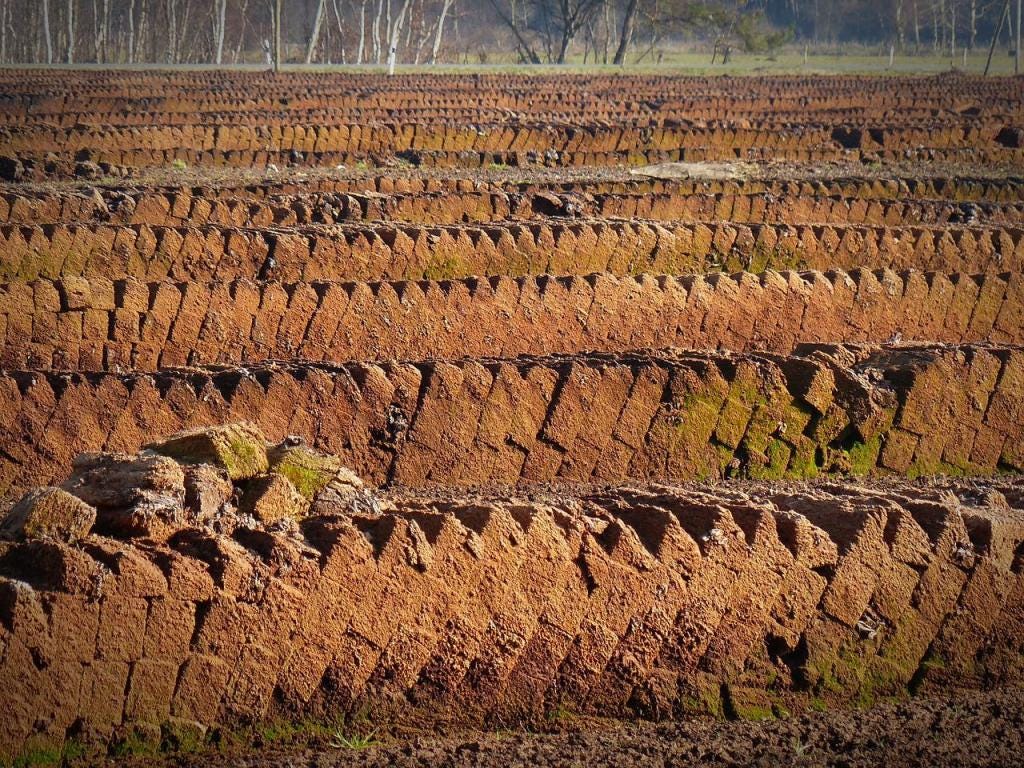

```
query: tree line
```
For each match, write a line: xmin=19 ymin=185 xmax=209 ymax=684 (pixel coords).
xmin=765 ymin=0 xmax=1017 ymax=52
xmin=0 ymin=0 xmax=1018 ymax=66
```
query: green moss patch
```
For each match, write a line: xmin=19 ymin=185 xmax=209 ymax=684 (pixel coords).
xmin=268 ymin=444 xmax=361 ymax=500
xmin=149 ymin=423 xmax=269 ymax=480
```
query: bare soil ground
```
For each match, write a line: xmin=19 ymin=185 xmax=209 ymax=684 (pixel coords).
xmin=113 ymin=687 xmax=1024 ymax=768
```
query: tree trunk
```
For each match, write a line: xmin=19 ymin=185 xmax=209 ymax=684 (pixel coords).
xmin=179 ymin=0 xmax=194 ymax=61
xmin=557 ymin=27 xmax=572 ymax=63
xmin=541 ymin=2 xmax=555 ymax=61
xmin=93 ymin=0 xmax=99 ymax=61
xmin=372 ymin=0 xmax=383 ymax=62
xmin=215 ymin=0 xmax=227 ymax=64
xmin=127 ymin=0 xmax=135 ymax=63
xmin=1017 ymin=0 xmax=1021 ymax=74
xmin=139 ymin=0 xmax=151 ymax=62
xmin=430 ymin=0 xmax=455 ymax=64
xmin=985 ymin=0 xmax=1009 ymax=74
xmin=91 ymin=0 xmax=108 ymax=63
xmin=969 ymin=0 xmax=976 ymax=49
xmin=489 ymin=0 xmax=541 ymax=64
xmin=330 ymin=0 xmax=346 ymax=63
xmin=166 ymin=0 xmax=177 ymax=63
xmin=306 ymin=0 xmax=326 ymax=63
xmin=358 ymin=0 xmax=367 ymax=64
xmin=387 ymin=0 xmax=411 ymax=74
xmin=234 ymin=0 xmax=249 ymax=61
xmin=43 ymin=0 xmax=53 ymax=64
xmin=613 ymin=0 xmax=638 ymax=65
xmin=950 ymin=0 xmax=956 ymax=57
xmin=598 ymin=0 xmax=606 ymax=64
xmin=453 ymin=4 xmax=462 ymax=61
xmin=274 ymin=0 xmax=282 ymax=71
xmin=404 ymin=0 xmax=415 ymax=49
xmin=413 ymin=0 xmax=430 ymax=64
xmin=913 ymin=0 xmax=921 ymax=49
xmin=66 ymin=0 xmax=74 ymax=63
xmin=895 ymin=0 xmax=905 ymax=49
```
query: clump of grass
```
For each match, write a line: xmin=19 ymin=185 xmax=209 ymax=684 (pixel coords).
xmin=108 ymin=730 xmax=159 ymax=760
xmin=792 ymin=736 xmax=813 ymax=758
xmin=171 ymin=158 xmax=188 ymax=170
xmin=546 ymin=703 xmax=575 ymax=723
xmin=12 ymin=748 xmax=62 ymax=767
xmin=253 ymin=717 xmax=344 ymax=747
xmin=329 ymin=729 xmax=380 ymax=750
xmin=255 ymin=721 xmax=299 ymax=744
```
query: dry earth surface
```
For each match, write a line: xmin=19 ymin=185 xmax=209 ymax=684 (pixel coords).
xmin=114 ymin=687 xmax=1024 ymax=768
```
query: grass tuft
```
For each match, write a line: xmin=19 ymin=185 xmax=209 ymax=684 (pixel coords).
xmin=329 ymin=730 xmax=380 ymax=751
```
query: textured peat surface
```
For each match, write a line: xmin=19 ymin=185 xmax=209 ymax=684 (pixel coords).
xmin=0 ymin=70 xmax=1023 ymax=766
xmin=2 ymin=437 xmax=1023 ymax=764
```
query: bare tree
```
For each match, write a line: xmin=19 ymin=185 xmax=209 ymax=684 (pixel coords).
xmin=490 ymin=0 xmax=604 ymax=64
xmin=274 ymin=0 xmax=281 ymax=70
xmin=950 ymin=0 xmax=957 ymax=56
xmin=372 ymin=0 xmax=383 ymax=61
xmin=913 ymin=0 xmax=922 ymax=48
xmin=894 ymin=0 xmax=906 ymax=47
xmin=552 ymin=0 xmax=603 ymax=63
xmin=166 ymin=0 xmax=178 ymax=62
xmin=329 ymin=0 xmax=346 ymax=62
xmin=42 ymin=0 xmax=54 ymax=63
xmin=179 ymin=0 xmax=196 ymax=61
xmin=126 ymin=0 xmax=135 ymax=62
xmin=91 ymin=0 xmax=110 ymax=62
xmin=1 ymin=0 xmax=1012 ymax=66
xmin=232 ymin=0 xmax=250 ymax=61
xmin=306 ymin=0 xmax=326 ymax=63
xmin=213 ymin=0 xmax=228 ymax=64
xmin=103 ymin=0 xmax=110 ymax=60
xmin=140 ymin=0 xmax=153 ymax=61
xmin=387 ymin=0 xmax=413 ymax=72
xmin=67 ymin=0 xmax=75 ymax=64
xmin=489 ymin=0 xmax=542 ymax=63
xmin=1011 ymin=0 xmax=1019 ymax=73
xmin=357 ymin=0 xmax=368 ymax=63
xmin=613 ymin=0 xmax=639 ymax=64
xmin=431 ymin=0 xmax=456 ymax=63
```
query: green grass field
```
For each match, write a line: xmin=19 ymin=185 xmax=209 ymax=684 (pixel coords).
xmin=419 ymin=50 xmax=1024 ymax=76
xmin=8 ymin=49 xmax=1022 ymax=76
